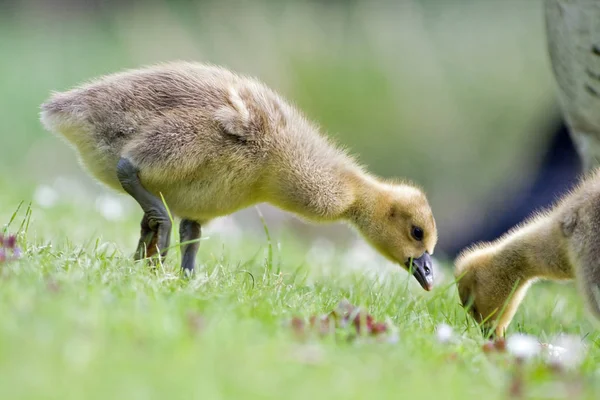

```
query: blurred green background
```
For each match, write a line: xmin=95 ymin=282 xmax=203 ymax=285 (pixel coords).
xmin=0 ymin=0 xmax=562 ymax=258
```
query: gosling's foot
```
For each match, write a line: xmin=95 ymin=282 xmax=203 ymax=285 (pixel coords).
xmin=134 ymin=213 xmax=159 ymax=261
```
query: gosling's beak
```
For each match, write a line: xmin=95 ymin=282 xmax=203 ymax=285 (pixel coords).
xmin=406 ymin=252 xmax=434 ymax=291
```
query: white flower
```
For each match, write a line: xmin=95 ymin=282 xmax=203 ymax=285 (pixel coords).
xmin=436 ymin=323 xmax=454 ymax=344
xmin=545 ymin=334 xmax=586 ymax=370
xmin=506 ymin=333 xmax=540 ymax=360
xmin=543 ymin=343 xmax=566 ymax=359
xmin=34 ymin=185 xmax=59 ymax=209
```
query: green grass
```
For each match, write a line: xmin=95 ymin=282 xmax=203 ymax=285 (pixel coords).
xmin=0 ymin=186 xmax=599 ymax=400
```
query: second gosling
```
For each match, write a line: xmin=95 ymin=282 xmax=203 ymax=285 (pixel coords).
xmin=454 ymin=168 xmax=600 ymax=335
xmin=40 ymin=62 xmax=438 ymax=289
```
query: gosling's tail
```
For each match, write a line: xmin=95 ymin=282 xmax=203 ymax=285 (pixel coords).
xmin=39 ymin=89 xmax=89 ymax=138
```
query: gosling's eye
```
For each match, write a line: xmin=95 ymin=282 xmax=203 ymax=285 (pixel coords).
xmin=411 ymin=225 xmax=424 ymax=241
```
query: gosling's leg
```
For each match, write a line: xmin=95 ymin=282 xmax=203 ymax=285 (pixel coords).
xmin=116 ymin=157 xmax=172 ymax=261
xmin=179 ymin=219 xmax=201 ymax=273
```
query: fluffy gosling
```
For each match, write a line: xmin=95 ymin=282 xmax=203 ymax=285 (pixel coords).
xmin=40 ymin=62 xmax=438 ymax=289
xmin=455 ymin=168 xmax=600 ymax=335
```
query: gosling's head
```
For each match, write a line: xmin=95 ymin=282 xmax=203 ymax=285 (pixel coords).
xmin=454 ymin=245 xmax=530 ymax=336
xmin=352 ymin=182 xmax=437 ymax=290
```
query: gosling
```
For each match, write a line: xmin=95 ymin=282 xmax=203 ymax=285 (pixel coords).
xmin=40 ymin=62 xmax=438 ymax=289
xmin=455 ymin=168 xmax=600 ymax=335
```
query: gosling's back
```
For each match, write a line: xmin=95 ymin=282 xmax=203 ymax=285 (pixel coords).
xmin=40 ymin=62 xmax=353 ymax=221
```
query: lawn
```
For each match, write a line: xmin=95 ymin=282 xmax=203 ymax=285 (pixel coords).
xmin=0 ymin=183 xmax=599 ymax=400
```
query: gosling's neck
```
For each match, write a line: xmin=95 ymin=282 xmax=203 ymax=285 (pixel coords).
xmin=493 ymin=214 xmax=572 ymax=281
xmin=267 ymin=160 xmax=415 ymax=226
xmin=301 ymin=167 xmax=383 ymax=224
xmin=341 ymin=171 xmax=414 ymax=227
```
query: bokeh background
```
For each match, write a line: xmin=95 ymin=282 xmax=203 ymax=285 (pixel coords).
xmin=0 ymin=0 xmax=582 ymax=263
